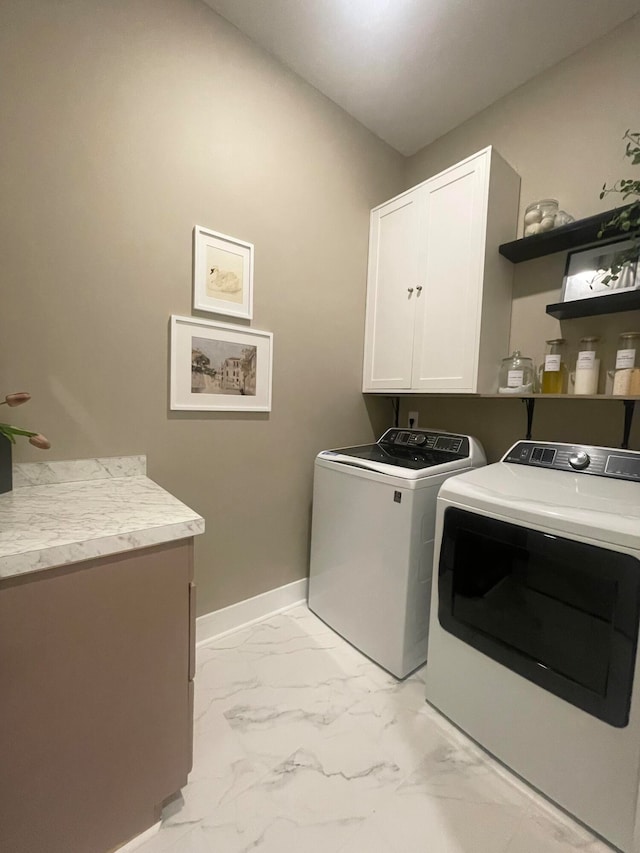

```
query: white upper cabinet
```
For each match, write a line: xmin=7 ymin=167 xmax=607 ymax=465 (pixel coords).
xmin=362 ymin=190 xmax=425 ymax=389
xmin=362 ymin=147 xmax=520 ymax=394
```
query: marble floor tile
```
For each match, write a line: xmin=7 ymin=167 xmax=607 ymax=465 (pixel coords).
xmin=156 ymin=727 xmax=405 ymax=853
xmin=134 ymin=604 xmax=616 ymax=853
xmin=504 ymin=809 xmax=617 ymax=853
xmin=161 ymin=710 xmax=269 ymax=831
xmin=156 ymin=817 xmax=363 ymax=853
xmin=318 ymin=671 xmax=452 ymax=777
xmin=193 ymin=611 xmax=395 ymax=770
xmin=284 ymin=603 xmax=339 ymax=640
xmin=335 ymin=795 xmax=527 ymax=853
xmin=126 ymin=820 xmax=195 ymax=853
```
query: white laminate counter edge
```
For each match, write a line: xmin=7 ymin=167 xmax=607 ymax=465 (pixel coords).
xmin=0 ymin=465 xmax=205 ymax=581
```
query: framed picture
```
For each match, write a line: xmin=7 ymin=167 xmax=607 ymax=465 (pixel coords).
xmin=170 ymin=315 xmax=272 ymax=412
xmin=560 ymin=237 xmax=640 ymax=303
xmin=193 ymin=225 xmax=254 ymax=320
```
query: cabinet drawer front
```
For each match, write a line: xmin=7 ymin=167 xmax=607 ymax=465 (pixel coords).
xmin=363 ymin=193 xmax=423 ymax=389
xmin=412 ymin=155 xmax=488 ymax=391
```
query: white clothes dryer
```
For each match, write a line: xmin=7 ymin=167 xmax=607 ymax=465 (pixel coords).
xmin=308 ymin=427 xmax=486 ymax=679
xmin=425 ymin=440 xmax=640 ymax=853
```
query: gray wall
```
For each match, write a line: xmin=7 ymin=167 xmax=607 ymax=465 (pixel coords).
xmin=402 ymin=14 xmax=640 ymax=459
xmin=0 ymin=0 xmax=403 ymax=614
xmin=3 ymin=2 xmax=639 ymax=616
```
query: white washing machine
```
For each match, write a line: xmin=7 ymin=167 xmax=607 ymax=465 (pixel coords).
xmin=307 ymin=427 xmax=486 ymax=679
xmin=425 ymin=440 xmax=640 ymax=853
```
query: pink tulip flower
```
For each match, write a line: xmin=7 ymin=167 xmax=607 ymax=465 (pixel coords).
xmin=2 ymin=392 xmax=31 ymax=407
xmin=28 ymin=434 xmax=51 ymax=450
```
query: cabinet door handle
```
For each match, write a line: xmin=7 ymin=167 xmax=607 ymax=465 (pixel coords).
xmin=416 ymin=285 xmax=423 ymax=294
xmin=407 ymin=287 xmax=414 ymax=294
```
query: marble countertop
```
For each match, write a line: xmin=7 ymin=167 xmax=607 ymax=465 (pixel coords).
xmin=0 ymin=456 xmax=205 ymax=581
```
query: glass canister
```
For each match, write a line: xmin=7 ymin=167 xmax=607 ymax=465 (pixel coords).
xmin=523 ymin=199 xmax=559 ymax=236
xmin=572 ymin=336 xmax=600 ymax=395
xmin=539 ymin=338 xmax=567 ymax=393
xmin=498 ymin=351 xmax=536 ymax=394
xmin=612 ymin=332 xmax=640 ymax=395
xmin=554 ymin=210 xmax=575 ymax=228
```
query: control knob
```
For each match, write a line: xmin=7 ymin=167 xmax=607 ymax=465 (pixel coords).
xmin=414 ymin=434 xmax=427 ymax=445
xmin=568 ymin=450 xmax=590 ymax=470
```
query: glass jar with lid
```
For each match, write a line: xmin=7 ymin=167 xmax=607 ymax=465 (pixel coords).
xmin=539 ymin=338 xmax=567 ymax=393
xmin=612 ymin=332 xmax=640 ymax=395
xmin=498 ymin=351 xmax=536 ymax=394
xmin=572 ymin=336 xmax=600 ymax=395
xmin=523 ymin=199 xmax=559 ymax=236
xmin=554 ymin=210 xmax=575 ymax=228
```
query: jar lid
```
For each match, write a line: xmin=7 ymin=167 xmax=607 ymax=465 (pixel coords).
xmin=545 ymin=338 xmax=566 ymax=344
xmin=502 ymin=350 xmax=532 ymax=363
xmin=580 ymin=336 xmax=599 ymax=342
xmin=620 ymin=332 xmax=640 ymax=337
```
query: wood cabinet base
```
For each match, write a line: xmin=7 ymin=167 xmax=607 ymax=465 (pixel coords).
xmin=0 ymin=539 xmax=195 ymax=853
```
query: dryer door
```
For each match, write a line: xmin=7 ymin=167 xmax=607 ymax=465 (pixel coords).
xmin=438 ymin=507 xmax=640 ymax=727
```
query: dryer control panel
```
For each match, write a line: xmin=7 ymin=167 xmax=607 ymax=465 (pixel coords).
xmin=503 ymin=441 xmax=640 ymax=482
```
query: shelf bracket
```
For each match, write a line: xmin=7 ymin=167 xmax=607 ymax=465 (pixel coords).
xmin=392 ymin=396 xmax=400 ymax=428
xmin=621 ymin=400 xmax=636 ymax=449
xmin=521 ymin=397 xmax=535 ymax=440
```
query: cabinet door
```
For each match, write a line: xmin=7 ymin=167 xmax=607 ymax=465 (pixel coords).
xmin=0 ymin=541 xmax=193 ymax=853
xmin=362 ymin=190 xmax=423 ymax=390
xmin=411 ymin=152 xmax=488 ymax=391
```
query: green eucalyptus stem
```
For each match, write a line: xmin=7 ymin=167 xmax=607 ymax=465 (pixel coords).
xmin=596 ymin=127 xmax=640 ymax=284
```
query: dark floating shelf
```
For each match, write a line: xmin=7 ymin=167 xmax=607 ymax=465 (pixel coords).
xmin=546 ymin=289 xmax=640 ymax=320
xmin=499 ymin=205 xmax=631 ymax=263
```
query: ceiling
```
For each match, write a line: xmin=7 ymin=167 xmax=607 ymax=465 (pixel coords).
xmin=202 ymin=0 xmax=640 ymax=156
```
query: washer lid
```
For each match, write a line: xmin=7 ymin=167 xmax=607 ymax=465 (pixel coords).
xmin=438 ymin=461 xmax=640 ymax=549
xmin=317 ymin=429 xmax=486 ymax=479
xmin=322 ymin=443 xmax=462 ymax=470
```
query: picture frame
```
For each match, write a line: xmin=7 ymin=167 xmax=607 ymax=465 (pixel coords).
xmin=193 ymin=225 xmax=254 ymax=320
xmin=560 ymin=237 xmax=640 ymax=303
xmin=170 ymin=315 xmax=272 ymax=412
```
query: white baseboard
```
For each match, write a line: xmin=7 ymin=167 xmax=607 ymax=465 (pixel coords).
xmin=196 ymin=577 xmax=308 ymax=646
xmin=115 ymin=821 xmax=161 ymax=852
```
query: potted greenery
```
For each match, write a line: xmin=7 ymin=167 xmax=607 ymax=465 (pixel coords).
xmin=0 ymin=392 xmax=51 ymax=494
xmin=596 ymin=128 xmax=640 ymax=284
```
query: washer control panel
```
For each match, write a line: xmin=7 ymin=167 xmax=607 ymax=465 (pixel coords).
xmin=503 ymin=441 xmax=640 ymax=481
xmin=380 ymin=429 xmax=469 ymax=457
